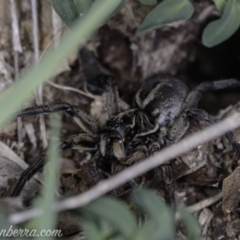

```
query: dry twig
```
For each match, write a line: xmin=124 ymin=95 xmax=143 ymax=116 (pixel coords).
xmin=188 ymin=192 xmax=223 ymax=213
xmin=31 ymin=0 xmax=48 ymax=149
xmin=10 ymin=0 xmax=23 ymax=146
xmin=31 ymin=0 xmax=41 ymax=102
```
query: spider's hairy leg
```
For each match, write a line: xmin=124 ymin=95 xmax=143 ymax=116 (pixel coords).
xmin=178 ymin=79 xmax=240 ymax=146
xmin=89 ymin=151 xmax=101 ymax=184
xmin=183 ymin=79 xmax=240 ymax=109
xmin=161 ymin=164 xmax=175 ymax=210
xmin=150 ymin=142 xmax=176 ymax=209
xmin=11 ymin=152 xmax=46 ymax=197
xmin=167 ymin=110 xmax=190 ymax=143
xmin=62 ymin=133 xmax=98 ymax=151
xmin=17 ymin=101 xmax=99 ymax=136
xmin=100 ymin=145 xmax=148 ymax=182
xmin=11 ymin=133 xmax=98 ymax=197
xmin=168 ymin=109 xmax=240 ymax=156
xmin=86 ymin=74 xmax=121 ymax=117
xmin=112 ymin=145 xmax=148 ymax=188
xmin=189 ymin=109 xmax=240 ymax=156
xmin=101 ymin=75 xmax=120 ymax=117
xmin=119 ymin=145 xmax=148 ymax=166
xmin=110 ymin=145 xmax=148 ymax=193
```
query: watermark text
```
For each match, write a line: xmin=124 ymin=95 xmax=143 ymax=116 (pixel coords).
xmin=0 ymin=225 xmax=63 ymax=238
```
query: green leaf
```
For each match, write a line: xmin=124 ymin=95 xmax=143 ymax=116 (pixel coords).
xmin=81 ymin=219 xmax=123 ymax=240
xmin=202 ymin=0 xmax=240 ymax=47
xmin=73 ymin=0 xmax=92 ymax=15
xmin=79 ymin=197 xmax=137 ymax=238
xmin=178 ymin=207 xmax=200 ymax=240
xmin=137 ymin=0 xmax=194 ymax=34
xmin=52 ymin=0 xmax=98 ymax=39
xmin=52 ymin=0 xmax=80 ymax=27
xmin=83 ymin=0 xmax=127 ymax=39
xmin=81 ymin=219 xmax=114 ymax=240
xmin=132 ymin=188 xmax=175 ymax=240
xmin=52 ymin=0 xmax=126 ymax=39
xmin=138 ymin=0 xmax=157 ymax=6
xmin=32 ymin=114 xmax=61 ymax=240
xmin=35 ymin=114 xmax=61 ymax=236
xmin=88 ymin=0 xmax=127 ymax=24
xmin=213 ymin=0 xmax=227 ymax=14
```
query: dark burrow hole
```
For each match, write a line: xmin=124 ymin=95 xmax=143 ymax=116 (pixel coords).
xmin=185 ymin=28 xmax=240 ymax=114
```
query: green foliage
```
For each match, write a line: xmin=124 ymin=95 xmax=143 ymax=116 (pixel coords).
xmin=52 ymin=0 xmax=93 ymax=28
xmin=136 ymin=0 xmax=240 ymax=47
xmin=137 ymin=0 xmax=194 ymax=34
xmin=202 ymin=0 xmax=240 ymax=47
xmin=213 ymin=0 xmax=227 ymax=13
xmin=52 ymin=0 xmax=127 ymax=39
xmin=33 ymin=114 xmax=61 ymax=239
xmin=52 ymin=0 xmax=240 ymax=53
xmin=87 ymin=0 xmax=128 ymax=28
xmin=78 ymin=197 xmax=137 ymax=239
xmin=178 ymin=207 xmax=200 ymax=240
xmin=75 ymin=188 xmax=200 ymax=240
xmin=132 ymin=189 xmax=175 ymax=240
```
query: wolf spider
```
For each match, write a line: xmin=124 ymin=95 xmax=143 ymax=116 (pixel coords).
xmin=11 ymin=74 xmax=240 ymax=207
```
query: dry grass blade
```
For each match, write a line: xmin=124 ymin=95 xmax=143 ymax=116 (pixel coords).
xmin=0 ymin=141 xmax=42 ymax=184
xmin=188 ymin=192 xmax=223 ymax=213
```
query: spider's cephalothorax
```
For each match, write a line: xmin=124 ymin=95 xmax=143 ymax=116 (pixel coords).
xmin=134 ymin=75 xmax=189 ymax=127
xmin=11 ymin=74 xmax=240 ymax=207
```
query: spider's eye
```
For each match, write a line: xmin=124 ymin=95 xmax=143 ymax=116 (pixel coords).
xmin=106 ymin=121 xmax=119 ymax=129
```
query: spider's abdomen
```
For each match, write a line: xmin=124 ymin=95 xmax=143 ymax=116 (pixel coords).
xmin=134 ymin=75 xmax=189 ymax=126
